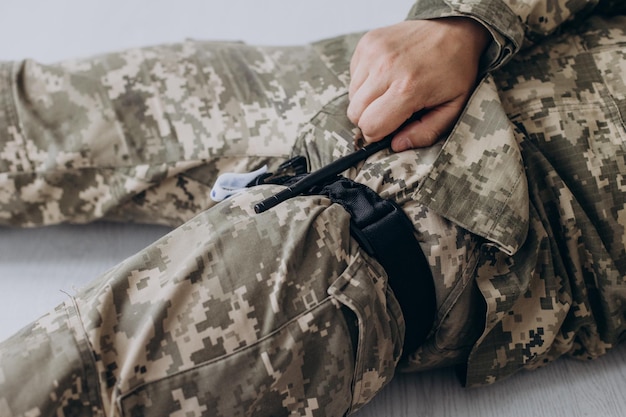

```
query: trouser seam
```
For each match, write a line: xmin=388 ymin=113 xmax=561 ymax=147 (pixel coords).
xmin=64 ymin=295 xmax=107 ymax=417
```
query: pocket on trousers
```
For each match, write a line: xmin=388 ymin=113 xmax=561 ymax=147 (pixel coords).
xmin=327 ymin=249 xmax=404 ymax=414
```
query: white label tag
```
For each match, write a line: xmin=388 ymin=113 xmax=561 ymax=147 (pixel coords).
xmin=210 ymin=166 xmax=268 ymax=202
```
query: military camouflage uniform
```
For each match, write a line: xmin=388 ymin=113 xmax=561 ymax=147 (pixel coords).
xmin=1 ymin=0 xmax=625 ymax=416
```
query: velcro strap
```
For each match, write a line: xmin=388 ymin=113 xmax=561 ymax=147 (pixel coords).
xmin=309 ymin=177 xmax=436 ymax=356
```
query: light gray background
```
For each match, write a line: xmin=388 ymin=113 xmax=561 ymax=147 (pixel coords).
xmin=1 ymin=2 xmax=625 ymax=416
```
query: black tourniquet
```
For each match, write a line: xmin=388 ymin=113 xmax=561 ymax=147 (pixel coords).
xmin=252 ymin=169 xmax=436 ymax=356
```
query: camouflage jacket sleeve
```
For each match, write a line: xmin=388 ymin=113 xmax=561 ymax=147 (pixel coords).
xmin=405 ymin=0 xmax=625 ymax=70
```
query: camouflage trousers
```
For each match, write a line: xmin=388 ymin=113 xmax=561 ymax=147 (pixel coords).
xmin=0 ymin=35 xmax=424 ymax=417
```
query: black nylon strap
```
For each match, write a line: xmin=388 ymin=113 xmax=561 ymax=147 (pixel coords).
xmin=310 ymin=177 xmax=436 ymax=356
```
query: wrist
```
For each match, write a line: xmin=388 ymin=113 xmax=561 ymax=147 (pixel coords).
xmin=445 ymin=17 xmax=491 ymax=62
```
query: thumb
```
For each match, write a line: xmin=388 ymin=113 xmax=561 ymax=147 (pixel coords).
xmin=391 ymin=102 xmax=464 ymax=151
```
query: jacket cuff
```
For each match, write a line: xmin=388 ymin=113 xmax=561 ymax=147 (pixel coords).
xmin=406 ymin=0 xmax=524 ymax=71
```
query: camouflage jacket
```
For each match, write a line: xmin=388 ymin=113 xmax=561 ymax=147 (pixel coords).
xmin=407 ymin=0 xmax=626 ymax=71
xmin=403 ymin=0 xmax=626 ymax=386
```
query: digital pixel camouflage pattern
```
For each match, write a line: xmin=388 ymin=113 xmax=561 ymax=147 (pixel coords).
xmin=0 ymin=0 xmax=626 ymax=416
xmin=404 ymin=0 xmax=626 ymax=386
xmin=0 ymin=32 xmax=482 ymax=415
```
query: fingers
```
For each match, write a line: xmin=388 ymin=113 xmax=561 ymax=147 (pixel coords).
xmin=349 ymin=52 xmax=421 ymax=142
xmin=348 ymin=30 xmax=396 ymax=132
xmin=348 ymin=76 xmax=466 ymax=149
xmin=346 ymin=75 xmax=391 ymax=129
xmin=348 ymin=61 xmax=367 ymax=100
xmin=348 ymin=46 xmax=364 ymax=98
xmin=355 ymin=85 xmax=418 ymax=142
xmin=347 ymin=18 xmax=489 ymax=149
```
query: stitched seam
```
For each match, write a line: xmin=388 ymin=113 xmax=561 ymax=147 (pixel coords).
xmin=65 ymin=295 xmax=107 ymax=417
xmin=116 ymin=296 xmax=336 ymax=406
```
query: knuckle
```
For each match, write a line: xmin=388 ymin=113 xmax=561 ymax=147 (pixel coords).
xmin=359 ymin=29 xmax=390 ymax=55
xmin=346 ymin=105 xmax=360 ymax=125
xmin=361 ymin=28 xmax=381 ymax=44
xmin=393 ymin=77 xmax=418 ymax=96
xmin=374 ymin=57 xmax=395 ymax=75
xmin=359 ymin=118 xmax=383 ymax=141
xmin=421 ymin=128 xmax=442 ymax=146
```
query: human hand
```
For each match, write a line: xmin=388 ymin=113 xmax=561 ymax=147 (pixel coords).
xmin=347 ymin=18 xmax=490 ymax=151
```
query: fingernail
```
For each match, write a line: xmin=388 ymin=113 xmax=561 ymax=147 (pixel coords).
xmin=393 ymin=137 xmax=413 ymax=152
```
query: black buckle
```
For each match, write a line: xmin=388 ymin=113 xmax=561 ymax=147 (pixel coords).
xmin=247 ymin=155 xmax=308 ymax=187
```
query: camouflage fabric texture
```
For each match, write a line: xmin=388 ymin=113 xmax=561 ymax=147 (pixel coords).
xmin=0 ymin=32 xmax=482 ymax=416
xmin=404 ymin=0 xmax=626 ymax=386
xmin=1 ymin=1 xmax=626 ymax=417
xmin=0 ymin=35 xmax=409 ymax=417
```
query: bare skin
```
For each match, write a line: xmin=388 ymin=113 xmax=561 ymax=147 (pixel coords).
xmin=347 ymin=17 xmax=491 ymax=152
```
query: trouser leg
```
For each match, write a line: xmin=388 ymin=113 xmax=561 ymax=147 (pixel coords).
xmin=0 ymin=36 xmax=357 ymax=227
xmin=0 ymin=32 xmax=406 ymax=417
xmin=0 ymin=186 xmax=403 ymax=417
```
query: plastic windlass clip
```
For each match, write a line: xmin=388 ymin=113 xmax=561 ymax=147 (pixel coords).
xmin=246 ymin=155 xmax=308 ymax=187
xmin=276 ymin=155 xmax=308 ymax=175
xmin=254 ymin=135 xmax=393 ymax=213
xmin=253 ymin=110 xmax=425 ymax=214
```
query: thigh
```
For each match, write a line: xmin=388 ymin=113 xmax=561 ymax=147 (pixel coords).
xmin=0 ymin=186 xmax=402 ymax=416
